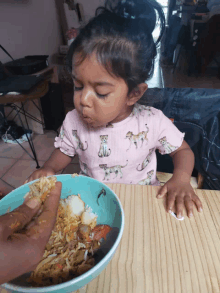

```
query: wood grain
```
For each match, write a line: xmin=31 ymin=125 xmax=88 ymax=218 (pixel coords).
xmin=1 ymin=184 xmax=220 ymax=293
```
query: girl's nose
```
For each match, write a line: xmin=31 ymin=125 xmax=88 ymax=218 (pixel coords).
xmin=80 ymin=89 xmax=93 ymax=107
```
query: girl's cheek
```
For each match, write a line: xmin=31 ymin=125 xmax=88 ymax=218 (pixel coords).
xmin=73 ymin=95 xmax=79 ymax=107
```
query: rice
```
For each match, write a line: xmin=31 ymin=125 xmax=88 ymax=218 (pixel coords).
xmin=26 ymin=177 xmax=111 ymax=287
xmin=25 ymin=176 xmax=57 ymax=203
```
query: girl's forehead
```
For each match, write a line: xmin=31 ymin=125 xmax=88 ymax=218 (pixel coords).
xmin=73 ymin=53 xmax=102 ymax=71
xmin=72 ymin=53 xmax=116 ymax=81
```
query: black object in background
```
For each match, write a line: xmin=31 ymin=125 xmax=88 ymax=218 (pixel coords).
xmin=0 ymin=60 xmax=44 ymax=94
xmin=0 ymin=75 xmax=44 ymax=94
xmin=5 ymin=55 xmax=49 ymax=75
xmin=40 ymin=83 xmax=65 ymax=132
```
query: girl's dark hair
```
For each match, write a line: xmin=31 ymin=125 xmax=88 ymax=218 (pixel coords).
xmin=66 ymin=0 xmax=165 ymax=93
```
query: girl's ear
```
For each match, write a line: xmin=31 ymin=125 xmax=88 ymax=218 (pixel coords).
xmin=127 ymin=83 xmax=148 ymax=106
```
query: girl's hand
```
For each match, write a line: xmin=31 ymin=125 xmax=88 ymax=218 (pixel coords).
xmin=0 ymin=191 xmax=5 ymax=199
xmin=0 ymin=182 xmax=62 ymax=285
xmin=24 ymin=167 xmax=55 ymax=184
xmin=157 ymin=177 xmax=203 ymax=219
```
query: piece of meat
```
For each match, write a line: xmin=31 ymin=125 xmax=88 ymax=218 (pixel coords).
xmin=76 ymin=249 xmax=86 ymax=265
xmin=70 ymin=249 xmax=85 ymax=266
xmin=78 ymin=224 xmax=92 ymax=242
xmin=92 ymin=225 xmax=112 ymax=241
xmin=76 ymin=262 xmax=93 ymax=276
xmin=91 ymin=240 xmax=100 ymax=253
xmin=86 ymin=257 xmax=95 ymax=266
xmin=68 ymin=240 xmax=78 ymax=251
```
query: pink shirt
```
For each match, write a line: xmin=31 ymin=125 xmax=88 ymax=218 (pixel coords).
xmin=54 ymin=104 xmax=185 ymax=186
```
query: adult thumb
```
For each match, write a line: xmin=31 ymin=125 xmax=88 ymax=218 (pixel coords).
xmin=156 ymin=185 xmax=168 ymax=199
xmin=0 ymin=198 xmax=41 ymax=241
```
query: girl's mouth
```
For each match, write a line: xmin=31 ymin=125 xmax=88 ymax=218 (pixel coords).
xmin=82 ymin=115 xmax=92 ymax=124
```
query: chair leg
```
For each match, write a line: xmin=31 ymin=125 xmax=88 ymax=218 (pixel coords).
xmin=197 ymin=173 xmax=204 ymax=189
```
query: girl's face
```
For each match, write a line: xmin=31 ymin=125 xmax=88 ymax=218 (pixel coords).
xmin=72 ymin=53 xmax=134 ymax=128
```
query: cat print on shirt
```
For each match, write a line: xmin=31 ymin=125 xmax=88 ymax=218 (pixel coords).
xmin=99 ymin=160 xmax=128 ymax=180
xmin=59 ymin=128 xmax=65 ymax=140
xmin=126 ymin=124 xmax=149 ymax=151
xmin=62 ymin=148 xmax=70 ymax=156
xmin=98 ymin=135 xmax=111 ymax=158
xmin=158 ymin=136 xmax=179 ymax=154
xmin=145 ymin=106 xmax=155 ymax=116
xmin=106 ymin=123 xmax=114 ymax=128
xmin=132 ymin=104 xmax=155 ymax=118
xmin=138 ymin=170 xmax=154 ymax=185
xmin=72 ymin=130 xmax=88 ymax=151
xmin=80 ymin=161 xmax=89 ymax=176
xmin=136 ymin=148 xmax=155 ymax=171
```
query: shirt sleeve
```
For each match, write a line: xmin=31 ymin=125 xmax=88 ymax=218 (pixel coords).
xmin=54 ymin=114 xmax=76 ymax=157
xmin=155 ymin=110 xmax=185 ymax=155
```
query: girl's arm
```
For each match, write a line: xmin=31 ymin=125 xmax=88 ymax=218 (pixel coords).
xmin=157 ymin=140 xmax=203 ymax=218
xmin=43 ymin=148 xmax=73 ymax=173
xmin=25 ymin=149 xmax=73 ymax=183
xmin=169 ymin=140 xmax=194 ymax=182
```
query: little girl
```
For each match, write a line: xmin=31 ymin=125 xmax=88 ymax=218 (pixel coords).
xmin=26 ymin=0 xmax=202 ymax=218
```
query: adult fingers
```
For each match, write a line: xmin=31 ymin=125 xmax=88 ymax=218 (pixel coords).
xmin=0 ymin=197 xmax=41 ymax=241
xmin=26 ymin=182 xmax=62 ymax=244
xmin=175 ymin=196 xmax=185 ymax=219
xmin=184 ymin=195 xmax=194 ymax=218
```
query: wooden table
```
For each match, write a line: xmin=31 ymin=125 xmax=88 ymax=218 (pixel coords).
xmin=78 ymin=184 xmax=220 ymax=293
xmin=1 ymin=184 xmax=219 ymax=293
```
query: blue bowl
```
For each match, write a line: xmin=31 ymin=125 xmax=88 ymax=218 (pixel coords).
xmin=0 ymin=175 xmax=124 ymax=293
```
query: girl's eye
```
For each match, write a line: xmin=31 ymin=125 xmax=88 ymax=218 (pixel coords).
xmin=96 ymin=93 xmax=109 ymax=99
xmin=74 ymin=86 xmax=83 ymax=91
xmin=74 ymin=85 xmax=109 ymax=99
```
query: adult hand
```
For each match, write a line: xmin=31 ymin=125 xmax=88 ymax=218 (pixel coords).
xmin=24 ymin=167 xmax=55 ymax=184
xmin=0 ymin=181 xmax=62 ymax=285
xmin=157 ymin=177 xmax=203 ymax=219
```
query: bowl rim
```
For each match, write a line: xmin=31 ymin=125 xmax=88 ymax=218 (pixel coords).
xmin=2 ymin=174 xmax=125 ymax=292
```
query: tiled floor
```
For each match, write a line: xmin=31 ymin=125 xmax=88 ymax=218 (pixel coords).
xmin=0 ymin=130 xmax=80 ymax=196
xmin=1 ymin=50 xmax=219 ymax=196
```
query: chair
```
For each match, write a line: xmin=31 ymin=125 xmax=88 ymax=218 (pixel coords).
xmin=156 ymin=117 xmax=204 ymax=189
xmin=0 ymin=80 xmax=49 ymax=169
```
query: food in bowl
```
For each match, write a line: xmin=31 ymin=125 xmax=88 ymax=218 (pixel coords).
xmin=24 ymin=176 xmax=57 ymax=204
xmin=25 ymin=177 xmax=112 ymax=286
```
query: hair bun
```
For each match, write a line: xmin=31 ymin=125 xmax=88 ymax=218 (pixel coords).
xmin=115 ymin=1 xmax=140 ymax=19
xmin=103 ymin=0 xmax=165 ymax=44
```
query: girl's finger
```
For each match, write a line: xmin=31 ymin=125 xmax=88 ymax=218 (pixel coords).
xmin=0 ymin=198 xmax=41 ymax=241
xmin=24 ymin=176 xmax=32 ymax=184
xmin=192 ymin=194 xmax=203 ymax=212
xmin=184 ymin=195 xmax=194 ymax=218
xmin=166 ymin=193 xmax=176 ymax=213
xmin=157 ymin=184 xmax=167 ymax=198
xmin=175 ymin=196 xmax=185 ymax=219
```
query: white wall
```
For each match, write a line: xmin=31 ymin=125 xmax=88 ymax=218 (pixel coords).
xmin=0 ymin=0 xmax=62 ymax=65
xmin=79 ymin=0 xmax=105 ymax=22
